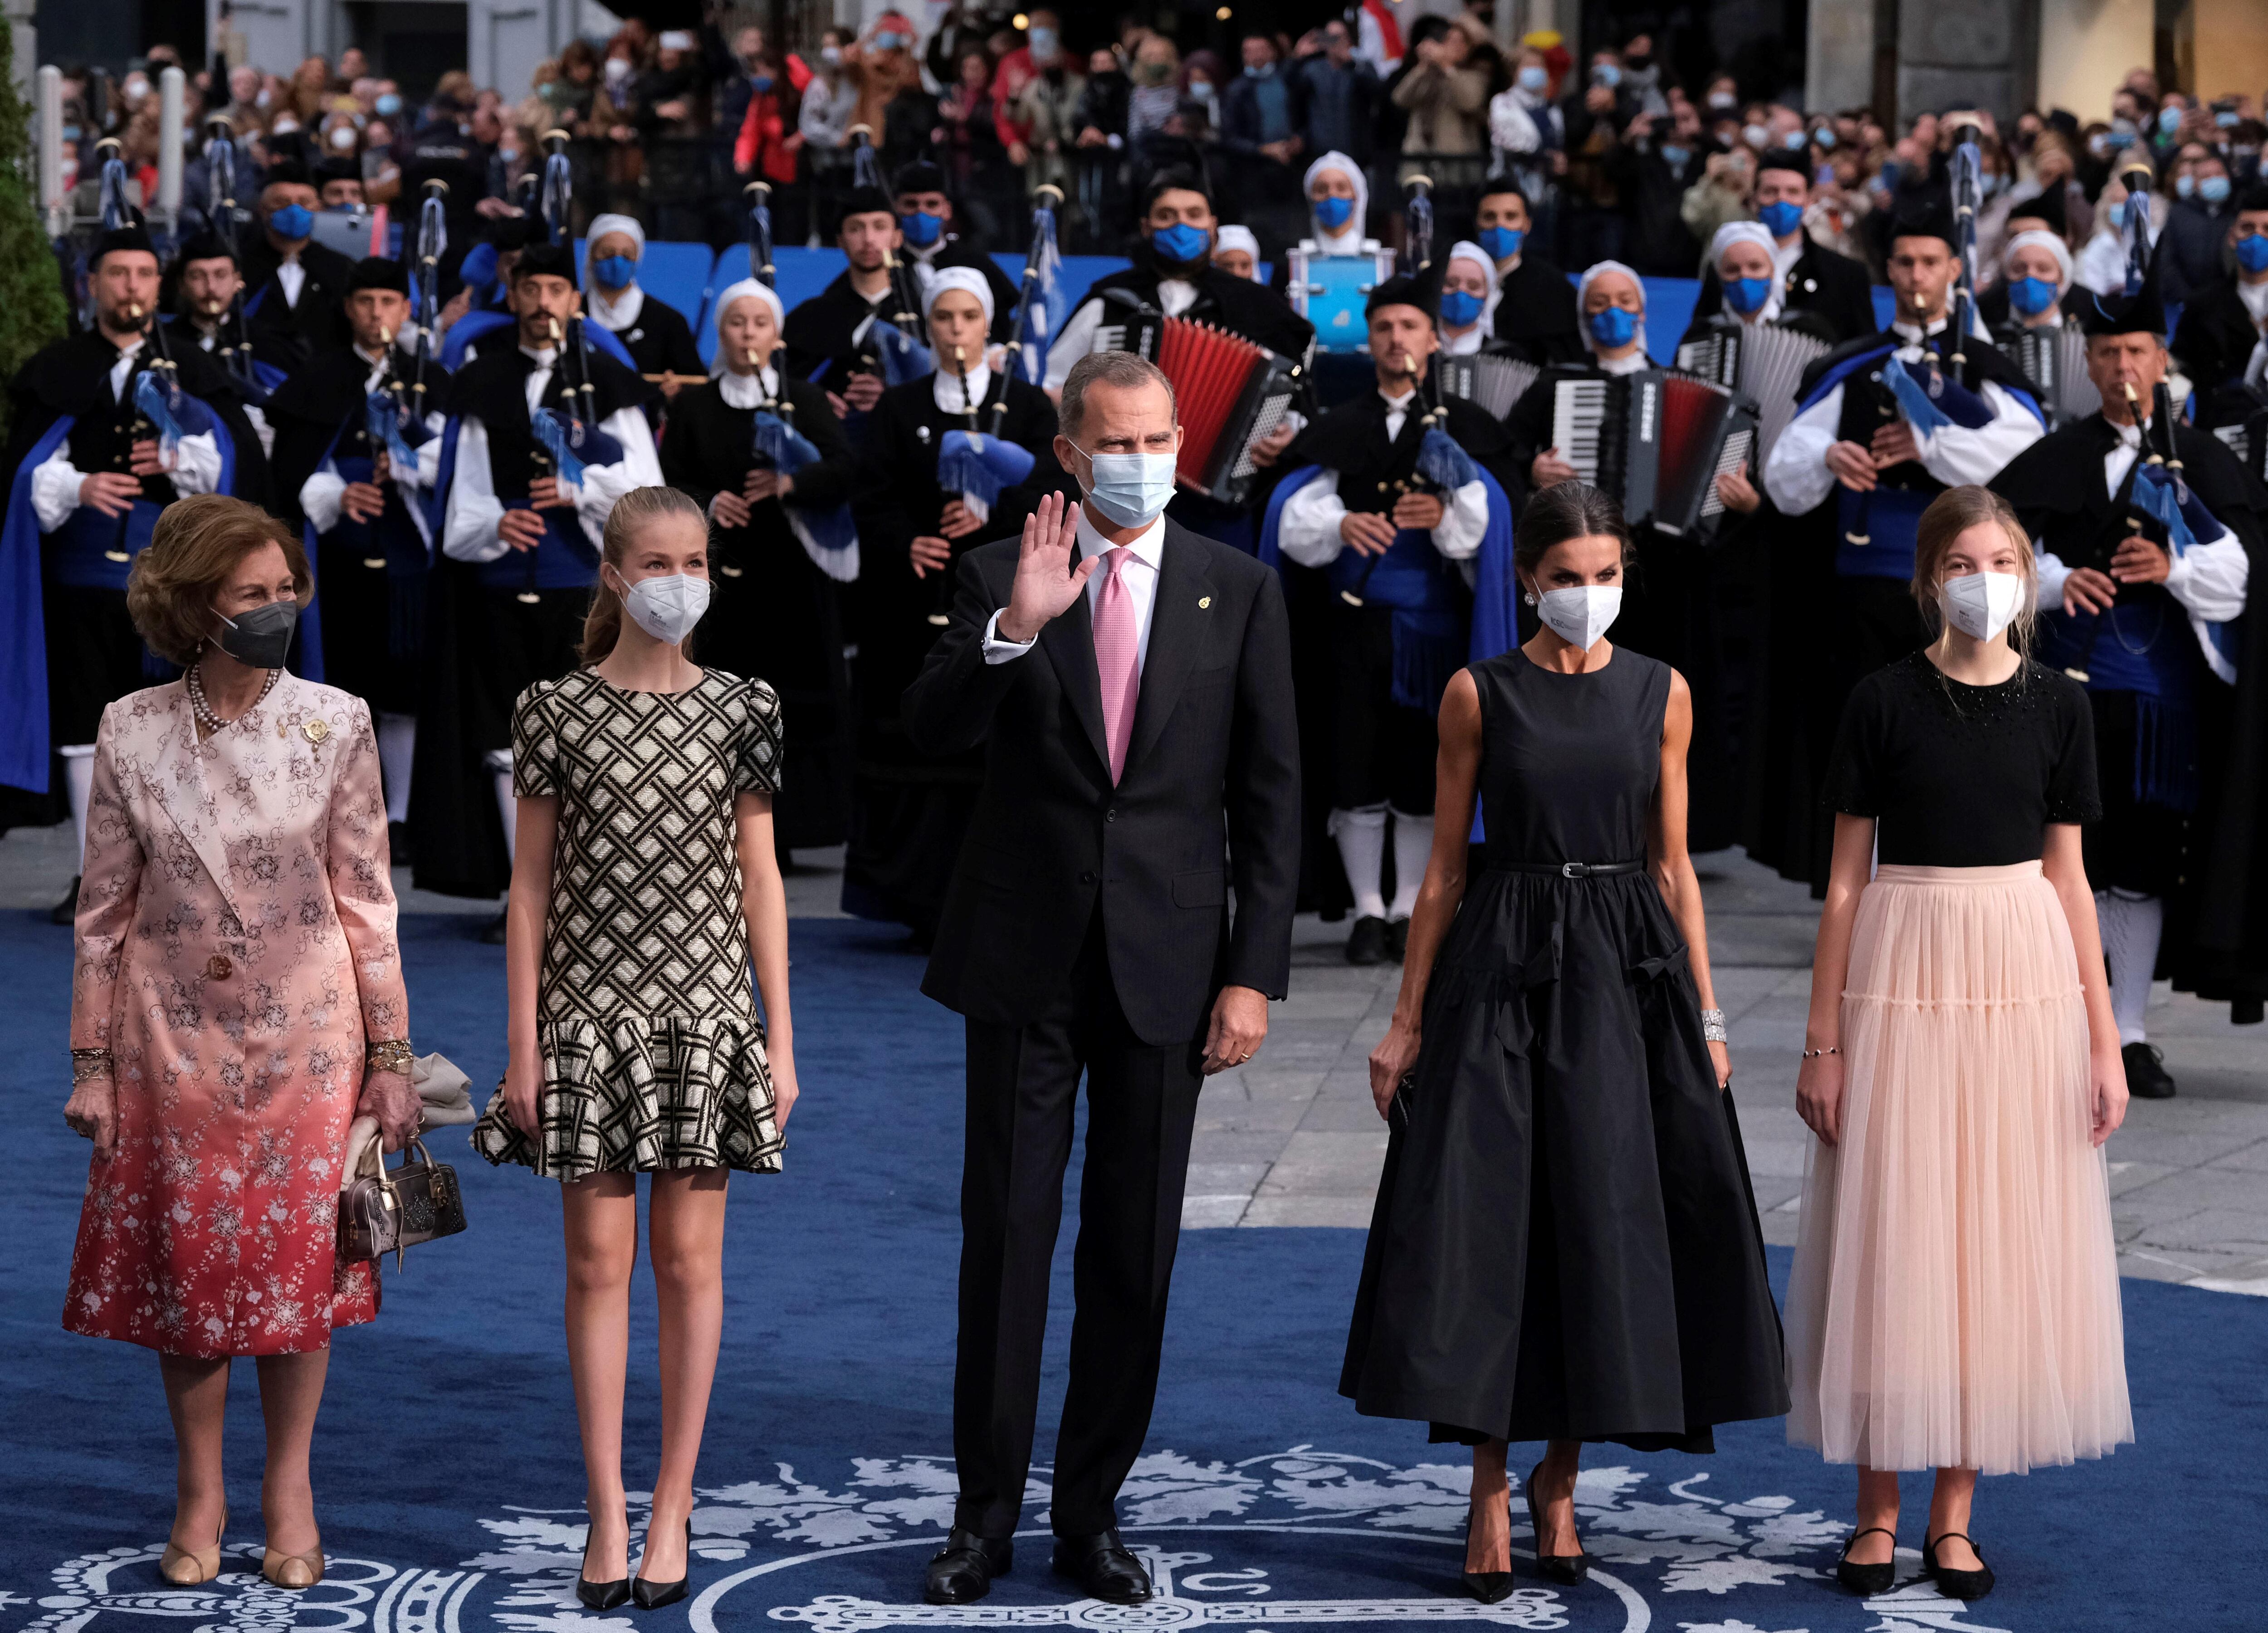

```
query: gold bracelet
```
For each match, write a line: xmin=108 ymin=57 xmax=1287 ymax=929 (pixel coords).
xmin=366 ymin=1038 xmax=415 ymax=1076
xmin=71 ymin=1048 xmax=113 ymax=1084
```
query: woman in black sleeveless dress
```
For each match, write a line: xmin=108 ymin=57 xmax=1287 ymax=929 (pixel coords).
xmin=1341 ymin=482 xmax=1787 ymax=1602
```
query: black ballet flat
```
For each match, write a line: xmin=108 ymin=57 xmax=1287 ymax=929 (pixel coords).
xmin=632 ymin=1521 xmax=691 ymax=1610
xmin=1922 ymin=1532 xmax=1994 ymax=1601
xmin=1834 ymin=1526 xmax=1897 ymax=1597
xmin=1459 ymin=1496 xmax=1515 ymax=1602
xmin=1522 ymin=1463 xmax=1590 ymax=1585
xmin=577 ymin=1516 xmax=631 ymax=1612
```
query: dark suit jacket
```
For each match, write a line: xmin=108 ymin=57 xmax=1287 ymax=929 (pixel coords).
xmin=904 ymin=520 xmax=1301 ymax=1044
xmin=240 ymin=236 xmax=357 ymax=367
xmin=1693 ymin=238 xmax=1877 ymax=345
xmin=2172 ymin=278 xmax=2263 ymax=396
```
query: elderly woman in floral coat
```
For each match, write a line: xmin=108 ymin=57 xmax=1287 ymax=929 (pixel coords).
xmin=59 ymin=494 xmax=418 ymax=1595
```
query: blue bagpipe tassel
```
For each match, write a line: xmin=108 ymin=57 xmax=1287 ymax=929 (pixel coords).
xmin=937 ymin=430 xmax=1036 ymax=521
xmin=132 ymin=371 xmax=216 ymax=461
xmin=1015 ymin=204 xmax=1067 ymax=386
xmin=751 ymin=411 xmax=856 ymax=555
xmin=1414 ymin=425 xmax=1479 ymax=491
xmin=2129 ymin=463 xmax=2207 ymax=555
xmin=531 ymin=406 xmax=591 ymax=489
xmin=872 ymin=323 xmax=934 ymax=387
xmin=367 ymin=391 xmax=420 ymax=474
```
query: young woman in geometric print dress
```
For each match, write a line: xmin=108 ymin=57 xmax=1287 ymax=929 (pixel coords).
xmin=470 ymin=485 xmax=800 ymax=1612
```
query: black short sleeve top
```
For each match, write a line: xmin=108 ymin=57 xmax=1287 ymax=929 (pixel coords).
xmin=1823 ymin=652 xmax=2101 ymax=866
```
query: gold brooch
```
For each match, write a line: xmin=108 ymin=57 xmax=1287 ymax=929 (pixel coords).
xmin=1198 ymin=596 xmax=1212 ymax=609
xmin=302 ymin=717 xmax=331 ymax=746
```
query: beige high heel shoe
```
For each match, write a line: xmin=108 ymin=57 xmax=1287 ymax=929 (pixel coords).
xmin=159 ymin=1505 xmax=227 ymax=1586
xmin=261 ymin=1542 xmax=325 ymax=1589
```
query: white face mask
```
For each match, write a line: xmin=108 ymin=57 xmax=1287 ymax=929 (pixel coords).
xmin=1534 ymin=584 xmax=1621 ymax=650
xmin=1939 ymin=571 xmax=2024 ymax=643
xmin=613 ymin=569 xmax=711 ymax=646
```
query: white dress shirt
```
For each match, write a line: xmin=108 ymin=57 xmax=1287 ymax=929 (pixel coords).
xmin=298 ymin=346 xmax=449 ymax=543
xmin=1763 ymin=315 xmax=2045 ymax=517
xmin=980 ymin=504 xmax=1166 ymax=666
xmin=1275 ymin=389 xmax=1491 ymax=572
xmin=2031 ymin=415 xmax=2249 ymax=682
xmin=441 ymin=344 xmax=665 ymax=563
xmin=30 ymin=337 xmax=225 ymax=530
xmin=1441 ymin=324 xmax=1487 ymax=356
xmin=274 ymin=255 xmax=306 ymax=309
xmin=1045 ymin=281 xmax=1200 ymax=390
xmin=2239 ymin=277 xmax=2268 ymax=327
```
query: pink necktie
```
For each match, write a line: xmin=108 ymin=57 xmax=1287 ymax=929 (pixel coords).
xmin=1092 ymin=546 xmax=1141 ymax=783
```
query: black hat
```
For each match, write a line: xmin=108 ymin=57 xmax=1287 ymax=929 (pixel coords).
xmin=892 ymin=160 xmax=947 ymax=199
xmin=1887 ymin=185 xmax=1958 ymax=249
xmin=2241 ymin=182 xmax=2268 ymax=214
xmin=2079 ymin=278 xmax=2166 ymax=339
xmin=1754 ymin=151 xmax=1812 ymax=186
xmin=175 ymin=230 xmax=236 ymax=267
xmin=347 ymin=255 xmax=411 ymax=295
xmin=90 ymin=222 xmax=157 ymax=268
xmin=314 ymin=155 xmax=362 ymax=188
xmin=2007 ymin=180 xmax=2067 ymax=237
xmin=484 ymin=215 xmax=540 ymax=251
xmin=511 ymin=241 xmax=578 ymax=286
xmin=835 ymin=185 xmax=896 ymax=234
xmin=262 ymin=158 xmax=312 ymax=190
xmin=1365 ymin=257 xmax=1446 ymax=323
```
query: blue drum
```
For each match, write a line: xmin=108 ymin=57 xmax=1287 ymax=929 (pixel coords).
xmin=1289 ymin=244 xmax=1398 ymax=353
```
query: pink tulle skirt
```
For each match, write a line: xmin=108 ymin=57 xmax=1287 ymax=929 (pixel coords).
xmin=1785 ymin=862 xmax=2133 ymax=1475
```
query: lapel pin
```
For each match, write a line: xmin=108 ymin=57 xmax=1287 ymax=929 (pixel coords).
xmin=1198 ymin=596 xmax=1211 ymax=609
xmin=303 ymin=717 xmax=331 ymax=746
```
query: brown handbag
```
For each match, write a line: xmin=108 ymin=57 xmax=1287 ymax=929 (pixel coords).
xmin=339 ymin=1134 xmax=468 ymax=1271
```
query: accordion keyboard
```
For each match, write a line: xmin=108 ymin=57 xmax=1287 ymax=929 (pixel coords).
xmin=1552 ymin=378 xmax=1609 ymax=484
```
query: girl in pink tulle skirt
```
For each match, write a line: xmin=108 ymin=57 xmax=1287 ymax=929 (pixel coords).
xmin=1786 ymin=488 xmax=2134 ymax=1605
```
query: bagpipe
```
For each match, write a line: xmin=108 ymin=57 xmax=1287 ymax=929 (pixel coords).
xmin=848 ymin=125 xmax=932 ymax=386
xmin=1674 ymin=317 xmax=1828 ymax=469
xmin=196 ymin=117 xmax=278 ymax=406
xmin=2059 ymin=379 xmax=2202 ymax=684
xmin=1005 ymin=183 xmax=1067 ymax=388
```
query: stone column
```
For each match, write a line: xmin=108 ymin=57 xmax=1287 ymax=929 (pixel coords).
xmin=1806 ymin=0 xmax=1876 ymax=116
xmin=1898 ymin=0 xmax=2037 ymax=126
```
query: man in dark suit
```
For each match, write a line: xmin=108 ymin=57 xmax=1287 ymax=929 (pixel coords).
xmin=238 ymin=161 xmax=357 ymax=367
xmin=2171 ymin=183 xmax=2268 ymax=397
xmin=905 ymin=351 xmax=1300 ymax=1609
xmin=1691 ymin=155 xmax=1877 ymax=343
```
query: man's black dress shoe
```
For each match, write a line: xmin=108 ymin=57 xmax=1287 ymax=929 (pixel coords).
xmin=1386 ymin=917 xmax=1410 ymax=963
xmin=923 ymin=1530 xmax=1012 ymax=1605
xmin=1346 ymin=915 xmax=1390 ymax=966
xmin=1052 ymin=1530 xmax=1152 ymax=1604
xmin=2123 ymin=1041 xmax=2177 ymax=1099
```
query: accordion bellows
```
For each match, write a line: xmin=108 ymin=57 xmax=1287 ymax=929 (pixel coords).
xmin=1117 ymin=314 xmax=1301 ymax=507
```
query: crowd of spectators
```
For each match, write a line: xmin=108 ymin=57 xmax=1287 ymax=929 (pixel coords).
xmin=46 ymin=9 xmax=2268 ymax=287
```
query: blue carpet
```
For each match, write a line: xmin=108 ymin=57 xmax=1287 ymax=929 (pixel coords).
xmin=3 ymin=910 xmax=2263 ymax=1633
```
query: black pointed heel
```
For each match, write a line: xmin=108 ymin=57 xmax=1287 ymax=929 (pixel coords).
xmin=1522 ymin=1463 xmax=1590 ymax=1585
xmin=1459 ymin=1495 xmax=1515 ymax=1603
xmin=577 ymin=1513 xmax=631 ymax=1611
xmin=1834 ymin=1526 xmax=1897 ymax=1597
xmin=631 ymin=1521 xmax=692 ymax=1611
xmin=1923 ymin=1532 xmax=1994 ymax=1601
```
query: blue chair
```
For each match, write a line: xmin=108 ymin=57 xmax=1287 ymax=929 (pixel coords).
xmin=701 ymin=245 xmax=854 ymax=364
xmin=572 ymin=237 xmax=718 ymax=342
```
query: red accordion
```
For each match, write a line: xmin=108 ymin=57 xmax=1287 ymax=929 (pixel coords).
xmin=1123 ymin=315 xmax=1302 ymax=507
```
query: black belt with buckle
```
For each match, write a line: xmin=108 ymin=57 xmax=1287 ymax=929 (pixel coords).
xmin=1493 ymin=860 xmax=1646 ymax=880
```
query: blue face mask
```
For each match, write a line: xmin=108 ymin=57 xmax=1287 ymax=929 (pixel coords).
xmin=1478 ymin=225 xmax=1523 ymax=262
xmin=2007 ymin=275 xmax=2058 ymax=317
xmin=1244 ymin=62 xmax=1275 ymax=79
xmin=1152 ymin=221 xmax=1209 ymax=265
xmin=1757 ymin=198 xmax=1804 ymax=239
xmin=2107 ymin=200 xmax=2128 ymax=228
xmin=2237 ymin=234 xmax=2268 ymax=274
xmin=2218 ymin=110 xmax=2240 ymax=129
xmin=2175 ymin=174 xmax=2196 ymax=200
xmin=1439 ymin=288 xmax=1484 ymax=328
xmin=375 ymin=93 xmax=401 ymax=116
xmin=1517 ymin=66 xmax=1548 ymax=92
xmin=901 ymin=208 xmax=943 ymax=246
xmin=1723 ymin=275 xmax=1772 ymax=315
xmin=1784 ymin=129 xmax=1808 ymax=150
xmin=592 ymin=254 xmax=636 ymax=291
xmin=1072 ymin=442 xmax=1177 ymax=528
xmin=752 ymin=74 xmax=774 ymax=93
xmin=1589 ymin=305 xmax=1638 ymax=349
xmin=1658 ymin=144 xmax=1690 ymax=168
xmin=2200 ymin=174 xmax=2231 ymax=204
xmin=1814 ymin=128 xmax=1836 ymax=150
xmin=1313 ymin=195 xmax=1354 ymax=230
xmin=268 ymin=202 xmax=314 ymax=241
xmin=2158 ymin=106 xmax=2182 ymax=135
xmin=1593 ymin=64 xmax=1622 ymax=88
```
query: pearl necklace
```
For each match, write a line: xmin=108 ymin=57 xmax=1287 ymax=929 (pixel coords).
xmin=187 ymin=660 xmax=279 ymax=737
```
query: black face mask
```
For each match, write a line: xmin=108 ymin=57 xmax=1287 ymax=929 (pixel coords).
xmin=212 ymin=598 xmax=299 ymax=668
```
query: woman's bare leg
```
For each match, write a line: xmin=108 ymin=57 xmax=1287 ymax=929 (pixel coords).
xmin=1465 ymin=1439 xmax=1510 ymax=1572
xmin=1926 ymin=1467 xmax=1981 ymax=1569
xmin=158 ymin=1355 xmax=231 ymax=1553
xmin=639 ymin=1166 xmax=729 ymax=1583
xmin=253 ymin=1349 xmax=331 ymax=1555
xmin=1849 ymin=1466 xmax=1901 ymax=1565
xmin=563 ymin=1172 xmax=640 ymax=1582
xmin=1530 ymin=1439 xmax=1583 ymax=1555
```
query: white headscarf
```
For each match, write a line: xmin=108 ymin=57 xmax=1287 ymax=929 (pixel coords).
xmin=924 ymin=265 xmax=996 ymax=328
xmin=1440 ymin=240 xmax=1498 ymax=353
xmin=1445 ymin=240 xmax=1498 ymax=303
xmin=1213 ymin=224 xmax=1261 ymax=276
xmin=1575 ymin=260 xmax=1647 ymax=357
xmin=710 ymin=278 xmax=785 ymax=378
xmin=1302 ymin=150 xmax=1369 ymax=253
xmin=2003 ymin=228 xmax=2074 ymax=290
xmin=1707 ymin=220 xmax=1785 ymax=320
xmin=584 ymin=213 xmax=647 ymax=329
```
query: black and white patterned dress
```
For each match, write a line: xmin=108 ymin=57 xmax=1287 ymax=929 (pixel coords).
xmin=472 ymin=666 xmax=787 ymax=1179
